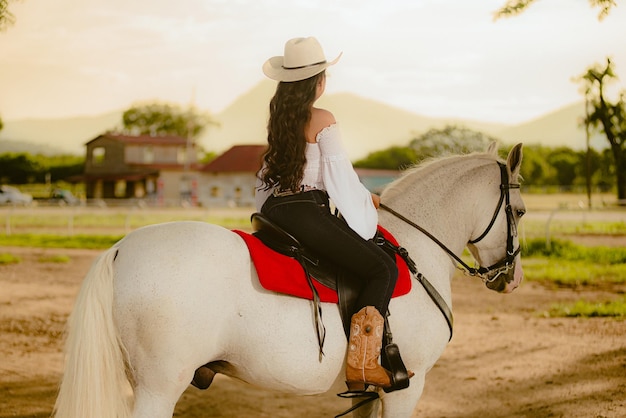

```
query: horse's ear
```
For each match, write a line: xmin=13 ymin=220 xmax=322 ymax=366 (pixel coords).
xmin=507 ymin=143 xmax=523 ymax=179
xmin=487 ymin=141 xmax=498 ymax=155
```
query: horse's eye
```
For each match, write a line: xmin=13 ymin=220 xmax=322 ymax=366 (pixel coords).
xmin=516 ymin=209 xmax=526 ymax=218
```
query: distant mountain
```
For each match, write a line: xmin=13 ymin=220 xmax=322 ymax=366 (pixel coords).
xmin=199 ymin=79 xmax=509 ymax=159
xmin=0 ymin=82 xmax=609 ymax=159
xmin=197 ymin=79 xmax=274 ymax=154
xmin=0 ymin=139 xmax=69 ymax=155
xmin=0 ymin=111 xmax=122 ymax=155
xmin=494 ymin=101 xmax=607 ymax=150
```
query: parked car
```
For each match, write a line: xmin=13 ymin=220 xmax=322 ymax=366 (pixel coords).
xmin=50 ymin=189 xmax=80 ymax=206
xmin=0 ymin=185 xmax=33 ymax=206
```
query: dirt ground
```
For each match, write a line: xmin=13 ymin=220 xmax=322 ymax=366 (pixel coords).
xmin=1 ymin=244 xmax=625 ymax=418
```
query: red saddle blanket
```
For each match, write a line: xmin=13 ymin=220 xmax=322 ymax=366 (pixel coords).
xmin=233 ymin=226 xmax=412 ymax=303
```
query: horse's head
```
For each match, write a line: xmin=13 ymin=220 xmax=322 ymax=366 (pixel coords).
xmin=466 ymin=143 xmax=525 ymax=294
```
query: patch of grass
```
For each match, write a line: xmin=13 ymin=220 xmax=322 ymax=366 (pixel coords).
xmin=520 ymin=238 xmax=626 ymax=318
xmin=519 ymin=238 xmax=626 ymax=288
xmin=522 ymin=258 xmax=626 ymax=288
xmin=522 ymin=218 xmax=626 ymax=238
xmin=0 ymin=210 xmax=252 ymax=233
xmin=571 ymin=221 xmax=626 ymax=235
xmin=0 ymin=253 xmax=21 ymax=264
xmin=522 ymin=238 xmax=626 ymax=264
xmin=38 ymin=254 xmax=71 ymax=263
xmin=544 ymin=297 xmax=626 ymax=318
xmin=0 ymin=234 xmax=122 ymax=249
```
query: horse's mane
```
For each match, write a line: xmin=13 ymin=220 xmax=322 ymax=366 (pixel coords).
xmin=381 ymin=150 xmax=502 ymax=201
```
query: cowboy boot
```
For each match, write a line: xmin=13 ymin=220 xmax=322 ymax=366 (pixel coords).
xmin=345 ymin=306 xmax=392 ymax=391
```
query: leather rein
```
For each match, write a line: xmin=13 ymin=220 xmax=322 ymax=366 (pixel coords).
xmin=380 ymin=161 xmax=520 ymax=283
xmin=378 ymin=161 xmax=521 ymax=341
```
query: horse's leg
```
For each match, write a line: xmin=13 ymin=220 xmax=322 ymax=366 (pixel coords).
xmin=131 ymin=357 xmax=195 ymax=418
xmin=351 ymin=397 xmax=380 ymax=418
xmin=379 ymin=374 xmax=426 ymax=418
xmin=120 ymin=303 xmax=220 ymax=418
xmin=132 ymin=389 xmax=180 ymax=418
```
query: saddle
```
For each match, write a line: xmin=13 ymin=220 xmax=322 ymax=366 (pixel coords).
xmin=248 ymin=212 xmax=412 ymax=393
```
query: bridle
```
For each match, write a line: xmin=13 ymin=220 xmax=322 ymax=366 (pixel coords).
xmin=468 ymin=161 xmax=521 ymax=283
xmin=380 ymin=161 xmax=521 ymax=284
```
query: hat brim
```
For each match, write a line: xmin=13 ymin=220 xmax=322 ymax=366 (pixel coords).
xmin=262 ymin=53 xmax=342 ymax=82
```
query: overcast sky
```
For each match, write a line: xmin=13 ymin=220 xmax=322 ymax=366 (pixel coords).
xmin=1 ymin=0 xmax=625 ymax=124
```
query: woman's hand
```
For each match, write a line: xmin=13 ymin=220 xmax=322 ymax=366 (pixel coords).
xmin=371 ymin=193 xmax=380 ymax=209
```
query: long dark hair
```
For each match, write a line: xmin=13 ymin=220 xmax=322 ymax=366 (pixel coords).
xmin=259 ymin=71 xmax=325 ymax=192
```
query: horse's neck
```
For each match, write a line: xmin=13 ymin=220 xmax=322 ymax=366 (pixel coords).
xmin=380 ymin=156 xmax=496 ymax=305
xmin=382 ymin=156 xmax=487 ymax=254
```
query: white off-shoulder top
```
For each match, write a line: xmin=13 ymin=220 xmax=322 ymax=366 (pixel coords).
xmin=255 ymin=123 xmax=377 ymax=240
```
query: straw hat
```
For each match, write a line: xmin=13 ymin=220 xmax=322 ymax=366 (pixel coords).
xmin=262 ymin=37 xmax=341 ymax=82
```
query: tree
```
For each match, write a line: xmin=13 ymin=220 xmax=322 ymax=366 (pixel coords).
xmin=494 ymin=0 xmax=623 ymax=202
xmin=514 ymin=144 xmax=555 ymax=186
xmin=354 ymin=146 xmax=417 ymax=170
xmin=0 ymin=0 xmax=12 ymax=30
xmin=409 ymin=125 xmax=498 ymax=162
xmin=0 ymin=153 xmax=40 ymax=184
xmin=0 ymin=0 xmax=18 ymax=31
xmin=0 ymin=153 xmax=84 ymax=184
xmin=596 ymin=148 xmax=616 ymax=191
xmin=547 ymin=147 xmax=580 ymax=188
xmin=121 ymin=102 xmax=217 ymax=139
xmin=579 ymin=58 xmax=626 ymax=202
xmin=0 ymin=0 xmax=18 ymax=128
xmin=494 ymin=0 xmax=617 ymax=20
xmin=354 ymin=125 xmax=498 ymax=171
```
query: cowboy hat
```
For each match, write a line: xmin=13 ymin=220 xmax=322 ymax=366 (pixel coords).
xmin=262 ymin=37 xmax=342 ymax=82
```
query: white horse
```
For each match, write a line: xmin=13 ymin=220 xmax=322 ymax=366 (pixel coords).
xmin=54 ymin=143 xmax=525 ymax=418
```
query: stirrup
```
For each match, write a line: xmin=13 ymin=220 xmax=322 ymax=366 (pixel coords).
xmin=335 ymin=388 xmax=379 ymax=418
xmin=382 ymin=342 xmax=411 ymax=392
xmin=345 ymin=381 xmax=367 ymax=392
xmin=381 ymin=313 xmax=412 ymax=393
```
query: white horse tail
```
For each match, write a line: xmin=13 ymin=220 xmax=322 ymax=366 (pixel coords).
xmin=54 ymin=246 xmax=133 ymax=418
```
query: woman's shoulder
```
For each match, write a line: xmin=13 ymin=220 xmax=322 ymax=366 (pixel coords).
xmin=311 ymin=107 xmax=335 ymax=123
xmin=309 ymin=108 xmax=337 ymax=142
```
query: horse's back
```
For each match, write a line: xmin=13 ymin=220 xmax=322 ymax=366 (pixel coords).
xmin=112 ymin=222 xmax=250 ymax=372
xmin=113 ymin=219 xmax=250 ymax=305
xmin=116 ymin=220 xmax=243 ymax=258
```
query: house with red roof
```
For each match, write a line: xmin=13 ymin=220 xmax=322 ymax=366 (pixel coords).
xmin=198 ymin=145 xmax=265 ymax=207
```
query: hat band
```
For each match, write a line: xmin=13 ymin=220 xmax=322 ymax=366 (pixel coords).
xmin=282 ymin=60 xmax=326 ymax=70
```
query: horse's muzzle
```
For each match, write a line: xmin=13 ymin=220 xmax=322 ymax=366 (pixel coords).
xmin=485 ymin=259 xmax=523 ymax=293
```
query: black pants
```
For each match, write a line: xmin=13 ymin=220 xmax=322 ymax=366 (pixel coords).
xmin=261 ymin=190 xmax=398 ymax=316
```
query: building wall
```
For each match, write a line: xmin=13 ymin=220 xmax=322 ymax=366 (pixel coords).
xmin=198 ymin=172 xmax=256 ymax=207
xmin=83 ymin=135 xmax=199 ymax=202
xmin=154 ymin=170 xmax=197 ymax=206
xmin=125 ymin=144 xmax=190 ymax=165
xmin=85 ymin=137 xmax=128 ymax=174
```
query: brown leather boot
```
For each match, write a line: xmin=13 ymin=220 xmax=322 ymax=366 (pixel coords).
xmin=345 ymin=306 xmax=392 ymax=391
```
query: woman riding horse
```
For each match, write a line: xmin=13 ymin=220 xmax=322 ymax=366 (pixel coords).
xmin=255 ymin=36 xmax=401 ymax=391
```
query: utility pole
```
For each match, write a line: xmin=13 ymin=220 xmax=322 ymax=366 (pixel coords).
xmin=584 ymin=94 xmax=592 ymax=210
xmin=181 ymin=89 xmax=197 ymax=206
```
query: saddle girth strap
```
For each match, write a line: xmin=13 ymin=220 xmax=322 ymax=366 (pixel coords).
xmin=375 ymin=233 xmax=454 ymax=341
